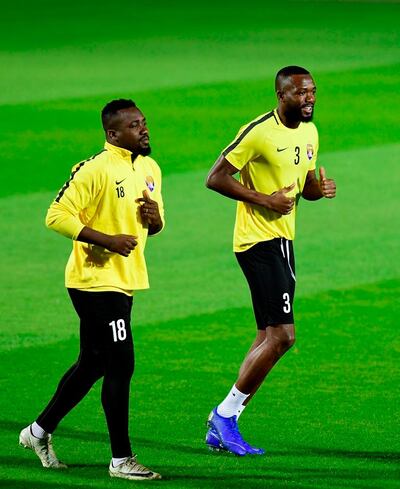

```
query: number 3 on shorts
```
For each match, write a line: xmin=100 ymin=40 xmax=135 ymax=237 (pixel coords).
xmin=109 ymin=319 xmax=127 ymax=342
xmin=282 ymin=293 xmax=291 ymax=313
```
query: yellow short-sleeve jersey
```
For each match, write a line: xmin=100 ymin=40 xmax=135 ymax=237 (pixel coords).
xmin=223 ymin=109 xmax=318 ymax=252
xmin=46 ymin=142 xmax=164 ymax=294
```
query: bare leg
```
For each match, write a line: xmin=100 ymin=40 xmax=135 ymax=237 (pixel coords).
xmin=238 ymin=330 xmax=266 ymax=378
xmin=207 ymin=326 xmax=294 ymax=455
xmin=236 ymin=324 xmax=295 ymax=404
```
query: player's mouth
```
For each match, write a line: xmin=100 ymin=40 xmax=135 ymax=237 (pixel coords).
xmin=140 ymin=137 xmax=150 ymax=145
xmin=302 ymin=104 xmax=314 ymax=116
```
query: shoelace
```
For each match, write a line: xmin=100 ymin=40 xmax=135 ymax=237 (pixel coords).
xmin=125 ymin=456 xmax=150 ymax=474
xmin=37 ymin=437 xmax=50 ymax=454
xmin=37 ymin=436 xmax=58 ymax=462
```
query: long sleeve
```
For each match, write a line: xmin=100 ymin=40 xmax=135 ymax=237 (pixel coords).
xmin=46 ymin=160 xmax=104 ymax=239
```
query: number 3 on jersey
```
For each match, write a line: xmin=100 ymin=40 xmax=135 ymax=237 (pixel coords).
xmin=283 ymin=293 xmax=291 ymax=313
xmin=109 ymin=319 xmax=127 ymax=342
xmin=294 ymin=146 xmax=300 ymax=165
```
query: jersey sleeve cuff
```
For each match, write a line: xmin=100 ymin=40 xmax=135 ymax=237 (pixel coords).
xmin=224 ymin=153 xmax=243 ymax=171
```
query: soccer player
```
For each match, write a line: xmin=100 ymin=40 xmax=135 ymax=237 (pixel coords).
xmin=205 ymin=66 xmax=336 ymax=456
xmin=19 ymin=99 xmax=164 ymax=480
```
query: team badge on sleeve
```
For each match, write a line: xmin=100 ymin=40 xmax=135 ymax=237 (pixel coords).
xmin=306 ymin=144 xmax=314 ymax=160
xmin=145 ymin=176 xmax=155 ymax=192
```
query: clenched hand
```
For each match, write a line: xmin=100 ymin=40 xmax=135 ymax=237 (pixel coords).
xmin=108 ymin=234 xmax=138 ymax=257
xmin=267 ymin=183 xmax=296 ymax=215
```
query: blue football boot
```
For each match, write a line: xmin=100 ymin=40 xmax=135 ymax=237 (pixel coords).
xmin=205 ymin=427 xmax=226 ymax=451
xmin=242 ymin=439 xmax=266 ymax=456
xmin=206 ymin=426 xmax=265 ymax=455
xmin=207 ymin=408 xmax=247 ymax=456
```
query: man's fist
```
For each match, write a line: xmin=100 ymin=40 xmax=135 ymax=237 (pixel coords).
xmin=266 ymin=183 xmax=296 ymax=215
xmin=108 ymin=234 xmax=138 ymax=257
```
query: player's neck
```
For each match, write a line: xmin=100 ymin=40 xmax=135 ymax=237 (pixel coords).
xmin=276 ymin=108 xmax=300 ymax=129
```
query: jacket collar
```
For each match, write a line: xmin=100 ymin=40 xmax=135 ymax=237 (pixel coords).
xmin=104 ymin=141 xmax=133 ymax=160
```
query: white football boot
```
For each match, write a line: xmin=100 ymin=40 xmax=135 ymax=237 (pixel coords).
xmin=109 ymin=455 xmax=161 ymax=480
xmin=19 ymin=426 xmax=67 ymax=469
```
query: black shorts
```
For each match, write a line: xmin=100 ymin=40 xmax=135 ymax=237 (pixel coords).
xmin=235 ymin=238 xmax=296 ymax=329
xmin=68 ymin=289 xmax=134 ymax=355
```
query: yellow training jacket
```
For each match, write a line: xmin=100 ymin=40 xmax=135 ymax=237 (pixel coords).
xmin=46 ymin=141 xmax=164 ymax=294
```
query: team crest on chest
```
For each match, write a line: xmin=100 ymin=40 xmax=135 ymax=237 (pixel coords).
xmin=145 ymin=176 xmax=155 ymax=192
xmin=306 ymin=144 xmax=314 ymax=160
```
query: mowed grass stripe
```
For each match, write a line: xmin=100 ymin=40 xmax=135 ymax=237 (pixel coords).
xmin=1 ymin=1 xmax=398 ymax=105
xmin=1 ymin=279 xmax=399 ymax=488
xmin=0 ymin=143 xmax=399 ymax=351
xmin=2 ymin=0 xmax=399 ymax=53
xmin=1 ymin=63 xmax=399 ymax=198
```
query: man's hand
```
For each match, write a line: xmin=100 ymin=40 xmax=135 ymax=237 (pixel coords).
xmin=107 ymin=234 xmax=138 ymax=257
xmin=137 ymin=190 xmax=162 ymax=228
xmin=265 ymin=183 xmax=296 ymax=215
xmin=77 ymin=227 xmax=137 ymax=257
xmin=319 ymin=167 xmax=336 ymax=199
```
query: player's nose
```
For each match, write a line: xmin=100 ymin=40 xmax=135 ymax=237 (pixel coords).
xmin=305 ymin=92 xmax=315 ymax=104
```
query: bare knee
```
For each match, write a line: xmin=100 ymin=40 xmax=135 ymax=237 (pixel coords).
xmin=284 ymin=330 xmax=296 ymax=350
xmin=269 ymin=324 xmax=295 ymax=355
xmin=277 ymin=331 xmax=295 ymax=354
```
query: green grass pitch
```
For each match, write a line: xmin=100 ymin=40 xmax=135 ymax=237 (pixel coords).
xmin=0 ymin=1 xmax=399 ymax=488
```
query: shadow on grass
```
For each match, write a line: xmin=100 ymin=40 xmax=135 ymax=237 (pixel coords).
xmin=3 ymin=419 xmax=400 ymax=462
xmin=270 ymin=447 xmax=400 ymax=463
xmin=0 ymin=482 xmax=82 ymax=489
xmin=1 ymin=455 xmax=396 ymax=489
xmin=0 ymin=468 xmax=392 ymax=489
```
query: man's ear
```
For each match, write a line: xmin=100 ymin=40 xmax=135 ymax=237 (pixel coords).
xmin=107 ymin=129 xmax=117 ymax=141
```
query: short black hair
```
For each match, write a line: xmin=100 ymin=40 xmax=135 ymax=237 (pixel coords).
xmin=101 ymin=99 xmax=136 ymax=130
xmin=275 ymin=66 xmax=310 ymax=91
